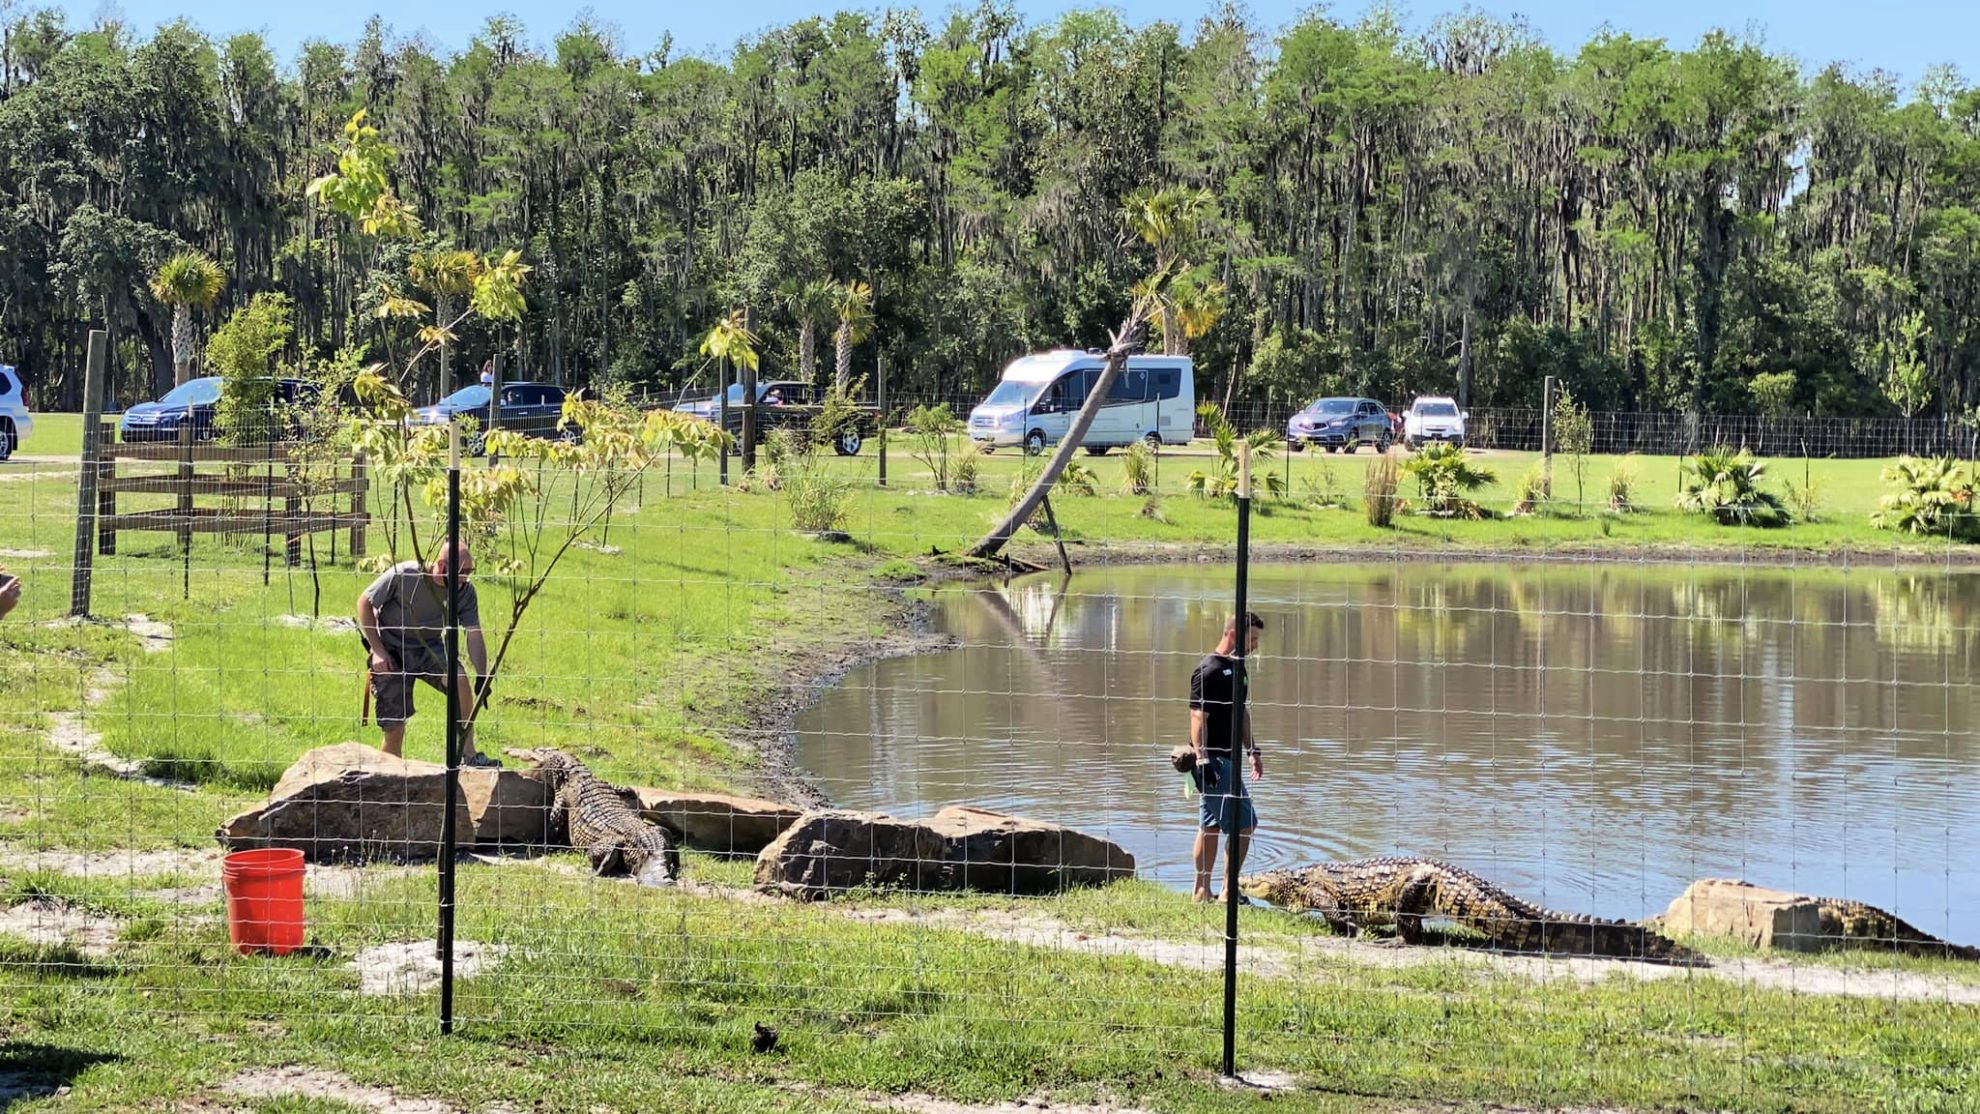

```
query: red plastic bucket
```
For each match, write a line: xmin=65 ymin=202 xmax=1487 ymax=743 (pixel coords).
xmin=222 ymin=848 xmax=306 ymax=956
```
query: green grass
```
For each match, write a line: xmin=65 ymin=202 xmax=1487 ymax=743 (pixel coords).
xmin=3 ymin=441 xmax=1979 ymax=1111
xmin=14 ymin=410 xmax=83 ymax=458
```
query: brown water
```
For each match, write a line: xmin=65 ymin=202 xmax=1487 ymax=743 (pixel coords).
xmin=794 ymin=563 xmax=1980 ymax=942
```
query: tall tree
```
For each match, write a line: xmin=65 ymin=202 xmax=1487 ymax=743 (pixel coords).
xmin=148 ymin=251 xmax=227 ymax=386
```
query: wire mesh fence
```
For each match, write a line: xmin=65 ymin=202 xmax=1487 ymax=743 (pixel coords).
xmin=2 ymin=404 xmax=1978 ymax=1109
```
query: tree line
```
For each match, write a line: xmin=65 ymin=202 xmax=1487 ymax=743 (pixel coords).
xmin=1 ymin=3 xmax=1976 ymax=419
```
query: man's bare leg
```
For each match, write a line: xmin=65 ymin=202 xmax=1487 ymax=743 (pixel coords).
xmin=380 ymin=724 xmax=406 ymax=758
xmin=1193 ymin=828 xmax=1220 ymax=902
xmin=451 ymin=669 xmax=481 ymax=759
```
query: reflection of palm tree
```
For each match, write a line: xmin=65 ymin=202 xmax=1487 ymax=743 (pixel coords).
xmin=1870 ymin=575 xmax=1974 ymax=656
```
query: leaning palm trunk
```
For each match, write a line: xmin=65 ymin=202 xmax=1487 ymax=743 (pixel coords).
xmin=834 ymin=323 xmax=852 ymax=390
xmin=966 ymin=302 xmax=1152 ymax=560
xmin=799 ymin=321 xmax=816 ymax=384
xmin=172 ymin=305 xmax=195 ymax=385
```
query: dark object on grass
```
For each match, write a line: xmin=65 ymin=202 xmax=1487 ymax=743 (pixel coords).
xmin=751 ymin=1021 xmax=779 ymax=1054
xmin=1168 ymin=746 xmax=1197 ymax=774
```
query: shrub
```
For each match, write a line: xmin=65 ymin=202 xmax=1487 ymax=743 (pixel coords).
xmin=1186 ymin=402 xmax=1285 ymax=498
xmin=1056 ymin=460 xmax=1099 ymax=496
xmin=1364 ymin=452 xmax=1400 ymax=527
xmin=1552 ymin=385 xmax=1593 ymax=512
xmin=953 ymin=440 xmax=982 ymax=495
xmin=1121 ymin=439 xmax=1157 ymax=496
xmin=906 ymin=402 xmax=963 ymax=491
xmin=1607 ymin=458 xmax=1640 ymax=514
xmin=1872 ymin=455 xmax=1977 ymax=537
xmin=783 ymin=436 xmax=854 ymax=533
xmin=1399 ymin=442 xmax=1498 ymax=518
xmin=1511 ymin=462 xmax=1551 ymax=516
xmin=1299 ymin=462 xmax=1351 ymax=510
xmin=1675 ymin=446 xmax=1790 ymax=527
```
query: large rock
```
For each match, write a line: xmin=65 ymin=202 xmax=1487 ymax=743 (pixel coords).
xmin=922 ymin=806 xmax=1138 ymax=894
xmin=755 ymin=807 xmax=1136 ymax=900
xmin=1656 ymin=878 xmax=1838 ymax=953
xmin=631 ymin=789 xmax=802 ymax=855
xmin=217 ymin=743 xmax=548 ymax=862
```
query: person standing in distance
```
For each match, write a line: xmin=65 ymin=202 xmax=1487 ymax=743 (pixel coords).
xmin=355 ymin=542 xmax=501 ymax=767
xmin=1189 ymin=611 xmax=1265 ymax=903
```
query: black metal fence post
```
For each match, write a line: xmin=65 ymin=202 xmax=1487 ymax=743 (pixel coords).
xmin=438 ymin=422 xmax=462 ymax=1034
xmin=1222 ymin=442 xmax=1252 ymax=1079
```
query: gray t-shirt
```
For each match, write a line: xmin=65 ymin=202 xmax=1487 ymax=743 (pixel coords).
xmin=363 ymin=561 xmax=480 ymax=653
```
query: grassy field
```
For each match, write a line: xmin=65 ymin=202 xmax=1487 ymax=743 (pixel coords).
xmin=2 ymin=428 xmax=1978 ymax=1111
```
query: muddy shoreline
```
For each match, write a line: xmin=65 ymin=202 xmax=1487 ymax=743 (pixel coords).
xmin=736 ymin=535 xmax=1980 ymax=811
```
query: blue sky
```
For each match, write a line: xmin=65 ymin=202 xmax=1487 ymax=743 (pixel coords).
xmin=59 ymin=0 xmax=1975 ymax=89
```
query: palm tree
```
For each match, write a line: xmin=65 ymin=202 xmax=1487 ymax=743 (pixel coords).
xmin=1122 ymin=187 xmax=1219 ymax=354
xmin=832 ymin=280 xmax=874 ymax=390
xmin=409 ymin=248 xmax=482 ymax=393
xmin=149 ymin=251 xmax=227 ymax=386
xmin=781 ymin=278 xmax=837 ymax=387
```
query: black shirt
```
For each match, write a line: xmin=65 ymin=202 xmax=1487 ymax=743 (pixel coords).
xmin=1189 ymin=653 xmax=1249 ymax=758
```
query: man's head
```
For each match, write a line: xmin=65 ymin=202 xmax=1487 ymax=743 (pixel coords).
xmin=1221 ymin=611 xmax=1264 ymax=655
xmin=428 ymin=542 xmax=474 ymax=584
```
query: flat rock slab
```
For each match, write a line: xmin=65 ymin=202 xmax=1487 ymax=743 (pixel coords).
xmin=1658 ymin=878 xmax=1882 ymax=953
xmin=631 ymin=788 xmax=802 ymax=855
xmin=217 ymin=743 xmax=547 ymax=862
xmin=756 ymin=807 xmax=1136 ymax=900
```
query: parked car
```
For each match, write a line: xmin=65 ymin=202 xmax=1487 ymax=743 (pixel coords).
xmin=412 ymin=382 xmax=572 ymax=454
xmin=1286 ymin=396 xmax=1393 ymax=453
xmin=1402 ymin=396 xmax=1467 ymax=449
xmin=118 ymin=376 xmax=320 ymax=443
xmin=967 ymin=350 xmax=1194 ymax=455
xmin=672 ymin=380 xmax=812 ymax=422
xmin=0 ymin=364 xmax=30 ymax=461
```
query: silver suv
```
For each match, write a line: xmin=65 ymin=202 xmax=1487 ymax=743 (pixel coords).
xmin=0 ymin=365 xmax=30 ymax=461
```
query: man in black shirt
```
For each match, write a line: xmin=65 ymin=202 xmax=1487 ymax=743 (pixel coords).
xmin=1188 ymin=611 xmax=1265 ymax=903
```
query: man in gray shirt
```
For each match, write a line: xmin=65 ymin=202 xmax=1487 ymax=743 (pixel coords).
xmin=355 ymin=542 xmax=499 ymax=767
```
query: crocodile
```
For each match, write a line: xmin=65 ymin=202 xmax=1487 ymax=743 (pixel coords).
xmin=513 ymin=748 xmax=681 ymax=887
xmin=1241 ymin=856 xmax=1704 ymax=965
xmin=1800 ymin=895 xmax=1979 ymax=960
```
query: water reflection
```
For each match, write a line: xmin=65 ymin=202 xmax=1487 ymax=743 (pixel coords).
xmin=794 ymin=563 xmax=1980 ymax=944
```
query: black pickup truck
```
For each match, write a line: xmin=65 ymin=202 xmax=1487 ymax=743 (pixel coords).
xmin=687 ymin=380 xmax=881 ymax=456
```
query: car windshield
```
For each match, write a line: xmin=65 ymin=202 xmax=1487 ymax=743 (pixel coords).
xmin=158 ymin=379 xmax=222 ymax=406
xmin=982 ymin=381 xmax=1038 ymax=409
xmin=440 ymin=385 xmax=492 ymax=409
xmin=1419 ymin=402 xmax=1459 ymax=417
xmin=1306 ymin=398 xmax=1355 ymax=415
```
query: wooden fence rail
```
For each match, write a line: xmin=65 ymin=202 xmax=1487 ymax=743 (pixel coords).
xmin=90 ymin=421 xmax=368 ymax=565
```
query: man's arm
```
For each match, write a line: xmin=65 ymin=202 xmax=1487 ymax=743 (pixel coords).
xmin=1189 ymin=708 xmax=1207 ymax=759
xmin=465 ymin=627 xmax=489 ymax=680
xmin=356 ymin=594 xmax=394 ymax=673
xmin=1245 ymin=710 xmax=1263 ymax=778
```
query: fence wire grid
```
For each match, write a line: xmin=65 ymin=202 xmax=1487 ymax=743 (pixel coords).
xmin=1 ymin=413 xmax=1976 ymax=1112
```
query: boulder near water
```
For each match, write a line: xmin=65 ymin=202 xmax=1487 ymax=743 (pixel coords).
xmin=754 ymin=806 xmax=1137 ymax=899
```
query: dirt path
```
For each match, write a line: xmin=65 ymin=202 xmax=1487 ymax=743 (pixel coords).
xmin=6 ymin=847 xmax=1975 ymax=1006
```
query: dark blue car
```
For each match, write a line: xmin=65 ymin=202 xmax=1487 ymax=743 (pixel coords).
xmin=119 ymin=377 xmax=320 ymax=443
xmin=412 ymin=382 xmax=573 ymax=455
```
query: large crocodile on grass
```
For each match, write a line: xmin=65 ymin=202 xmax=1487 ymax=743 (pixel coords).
xmin=512 ymin=748 xmax=682 ymax=887
xmin=1241 ymin=856 xmax=1704 ymax=965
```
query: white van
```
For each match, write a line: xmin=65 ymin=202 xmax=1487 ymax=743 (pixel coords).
xmin=967 ymin=350 xmax=1193 ymax=454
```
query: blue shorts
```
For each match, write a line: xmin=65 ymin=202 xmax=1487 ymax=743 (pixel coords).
xmin=1194 ymin=756 xmax=1258 ymax=833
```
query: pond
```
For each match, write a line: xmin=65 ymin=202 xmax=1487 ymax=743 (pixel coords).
xmin=794 ymin=562 xmax=1980 ymax=942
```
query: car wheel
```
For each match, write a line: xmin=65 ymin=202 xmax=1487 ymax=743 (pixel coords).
xmin=0 ymin=419 xmax=13 ymax=461
xmin=559 ymin=425 xmax=582 ymax=445
xmin=1287 ymin=439 xmax=1305 ymax=453
xmin=1345 ymin=438 xmax=1360 ymax=454
xmin=1025 ymin=430 xmax=1047 ymax=456
xmin=1324 ymin=444 xmax=1338 ymax=454
xmin=1084 ymin=445 xmax=1110 ymax=457
xmin=834 ymin=428 xmax=863 ymax=456
xmin=1376 ymin=432 xmax=1392 ymax=453
xmin=465 ymin=431 xmax=488 ymax=457
xmin=1143 ymin=432 xmax=1162 ymax=453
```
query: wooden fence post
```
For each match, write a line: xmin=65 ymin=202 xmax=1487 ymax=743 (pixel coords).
xmin=350 ymin=453 xmax=368 ymax=558
xmin=68 ymin=330 xmax=108 ymax=617
xmin=176 ymin=424 xmax=194 ymax=554
xmin=96 ymin=419 xmax=116 ymax=556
